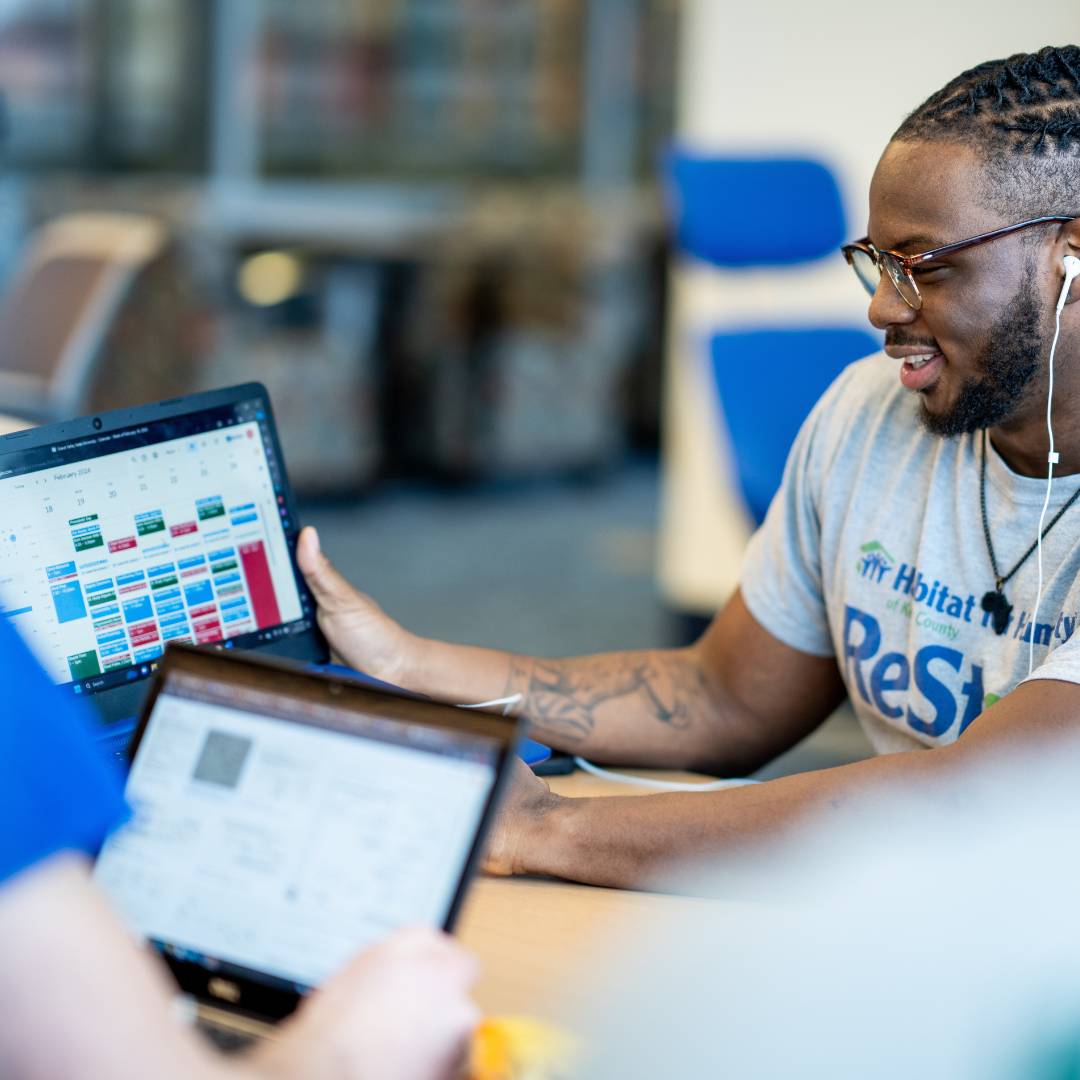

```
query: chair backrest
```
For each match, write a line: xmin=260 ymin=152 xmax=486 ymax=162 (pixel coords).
xmin=666 ymin=152 xmax=847 ymax=268
xmin=664 ymin=149 xmax=880 ymax=525
xmin=0 ymin=213 xmax=168 ymax=421
xmin=710 ymin=326 xmax=880 ymax=524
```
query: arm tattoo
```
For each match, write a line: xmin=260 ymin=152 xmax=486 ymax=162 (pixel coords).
xmin=505 ymin=651 xmax=705 ymax=744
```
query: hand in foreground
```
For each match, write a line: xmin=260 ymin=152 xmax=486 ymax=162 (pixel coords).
xmin=296 ymin=526 xmax=416 ymax=683
xmin=252 ymin=927 xmax=479 ymax=1080
xmin=482 ymin=757 xmax=561 ymax=878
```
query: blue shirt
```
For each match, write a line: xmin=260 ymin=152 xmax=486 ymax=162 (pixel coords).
xmin=0 ymin=618 xmax=127 ymax=884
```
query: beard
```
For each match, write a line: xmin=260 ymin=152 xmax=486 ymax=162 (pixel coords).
xmin=918 ymin=279 xmax=1045 ymax=438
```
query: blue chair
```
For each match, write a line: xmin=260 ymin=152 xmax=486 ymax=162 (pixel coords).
xmin=668 ymin=154 xmax=847 ymax=267
xmin=666 ymin=151 xmax=880 ymax=525
xmin=709 ymin=327 xmax=879 ymax=523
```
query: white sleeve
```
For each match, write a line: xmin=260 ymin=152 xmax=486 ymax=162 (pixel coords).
xmin=1021 ymin=607 xmax=1080 ymax=688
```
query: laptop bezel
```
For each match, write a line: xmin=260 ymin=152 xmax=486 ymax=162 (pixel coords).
xmin=111 ymin=642 xmax=519 ymax=1023
xmin=0 ymin=382 xmax=328 ymax=733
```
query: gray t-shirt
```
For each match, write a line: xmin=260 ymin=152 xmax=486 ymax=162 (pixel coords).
xmin=740 ymin=352 xmax=1080 ymax=753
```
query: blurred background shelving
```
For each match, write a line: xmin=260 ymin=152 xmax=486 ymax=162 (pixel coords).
xmin=0 ymin=0 xmax=209 ymax=173
xmin=0 ymin=0 xmax=678 ymax=493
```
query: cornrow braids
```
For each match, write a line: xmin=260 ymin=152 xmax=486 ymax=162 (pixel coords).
xmin=999 ymin=107 xmax=1080 ymax=155
xmin=892 ymin=46 xmax=1080 ymax=219
xmin=896 ymin=46 xmax=1080 ymax=149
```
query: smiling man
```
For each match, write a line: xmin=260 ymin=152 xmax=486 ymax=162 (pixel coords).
xmin=299 ymin=45 xmax=1080 ymax=888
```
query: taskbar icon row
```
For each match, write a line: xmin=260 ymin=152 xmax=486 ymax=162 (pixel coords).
xmin=66 ymin=617 xmax=312 ymax=696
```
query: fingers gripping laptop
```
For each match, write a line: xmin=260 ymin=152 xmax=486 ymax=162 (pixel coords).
xmin=93 ymin=645 xmax=517 ymax=1047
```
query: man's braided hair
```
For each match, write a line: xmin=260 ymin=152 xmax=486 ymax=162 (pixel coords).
xmin=892 ymin=45 xmax=1080 ymax=219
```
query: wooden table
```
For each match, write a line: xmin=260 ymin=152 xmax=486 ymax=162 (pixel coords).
xmin=455 ymin=769 xmax=734 ymax=1017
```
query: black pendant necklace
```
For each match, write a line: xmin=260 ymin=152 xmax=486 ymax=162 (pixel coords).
xmin=979 ymin=429 xmax=1080 ymax=635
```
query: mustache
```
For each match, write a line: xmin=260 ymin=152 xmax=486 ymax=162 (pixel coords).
xmin=885 ymin=332 xmax=940 ymax=351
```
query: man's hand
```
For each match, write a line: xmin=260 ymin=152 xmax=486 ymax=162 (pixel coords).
xmin=254 ymin=927 xmax=480 ymax=1080
xmin=482 ymin=757 xmax=561 ymax=877
xmin=296 ymin=526 xmax=419 ymax=684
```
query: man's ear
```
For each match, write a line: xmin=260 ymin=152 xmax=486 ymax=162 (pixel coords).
xmin=1060 ymin=218 xmax=1080 ymax=307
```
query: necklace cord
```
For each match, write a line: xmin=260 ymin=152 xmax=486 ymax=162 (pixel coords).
xmin=979 ymin=425 xmax=1080 ymax=636
xmin=980 ymin=430 xmax=1080 ymax=587
xmin=979 ymin=430 xmax=1001 ymax=584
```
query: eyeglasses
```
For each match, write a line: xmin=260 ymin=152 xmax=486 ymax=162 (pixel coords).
xmin=841 ymin=215 xmax=1073 ymax=310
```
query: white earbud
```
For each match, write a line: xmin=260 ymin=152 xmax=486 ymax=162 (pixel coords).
xmin=1056 ymin=254 xmax=1080 ymax=312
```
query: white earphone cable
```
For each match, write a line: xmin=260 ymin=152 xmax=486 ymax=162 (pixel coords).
xmin=1029 ymin=303 xmax=1061 ymax=675
xmin=1029 ymin=257 xmax=1079 ymax=673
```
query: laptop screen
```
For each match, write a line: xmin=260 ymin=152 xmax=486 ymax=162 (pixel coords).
xmin=94 ymin=655 xmax=505 ymax=995
xmin=0 ymin=389 xmax=315 ymax=712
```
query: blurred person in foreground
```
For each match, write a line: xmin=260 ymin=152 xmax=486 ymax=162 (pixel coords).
xmin=0 ymin=614 xmax=478 ymax=1080
xmin=575 ymin=746 xmax=1080 ymax=1079
xmin=297 ymin=45 xmax=1080 ymax=889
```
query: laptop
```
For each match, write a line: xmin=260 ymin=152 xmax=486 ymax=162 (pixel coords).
xmin=94 ymin=643 xmax=518 ymax=1049
xmin=0 ymin=383 xmax=327 ymax=757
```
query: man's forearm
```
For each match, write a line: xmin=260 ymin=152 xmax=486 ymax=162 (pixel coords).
xmin=398 ymin=591 xmax=846 ymax=774
xmin=518 ymin=745 xmax=958 ymax=889
xmin=405 ymin=637 xmax=731 ymax=769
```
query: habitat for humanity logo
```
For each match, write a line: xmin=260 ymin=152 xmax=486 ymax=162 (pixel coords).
xmin=858 ymin=535 xmax=971 ymax=643
xmin=856 ymin=540 xmax=895 ymax=582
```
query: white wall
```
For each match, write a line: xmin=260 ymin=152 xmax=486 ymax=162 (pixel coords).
xmin=659 ymin=2 xmax=1080 ymax=615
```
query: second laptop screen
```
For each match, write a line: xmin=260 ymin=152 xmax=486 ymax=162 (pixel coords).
xmin=94 ymin=675 xmax=498 ymax=991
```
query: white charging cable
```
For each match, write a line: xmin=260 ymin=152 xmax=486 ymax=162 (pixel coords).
xmin=572 ymin=755 xmax=759 ymax=791
xmin=458 ymin=693 xmax=522 ymax=717
xmin=1029 ymin=255 xmax=1080 ymax=675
